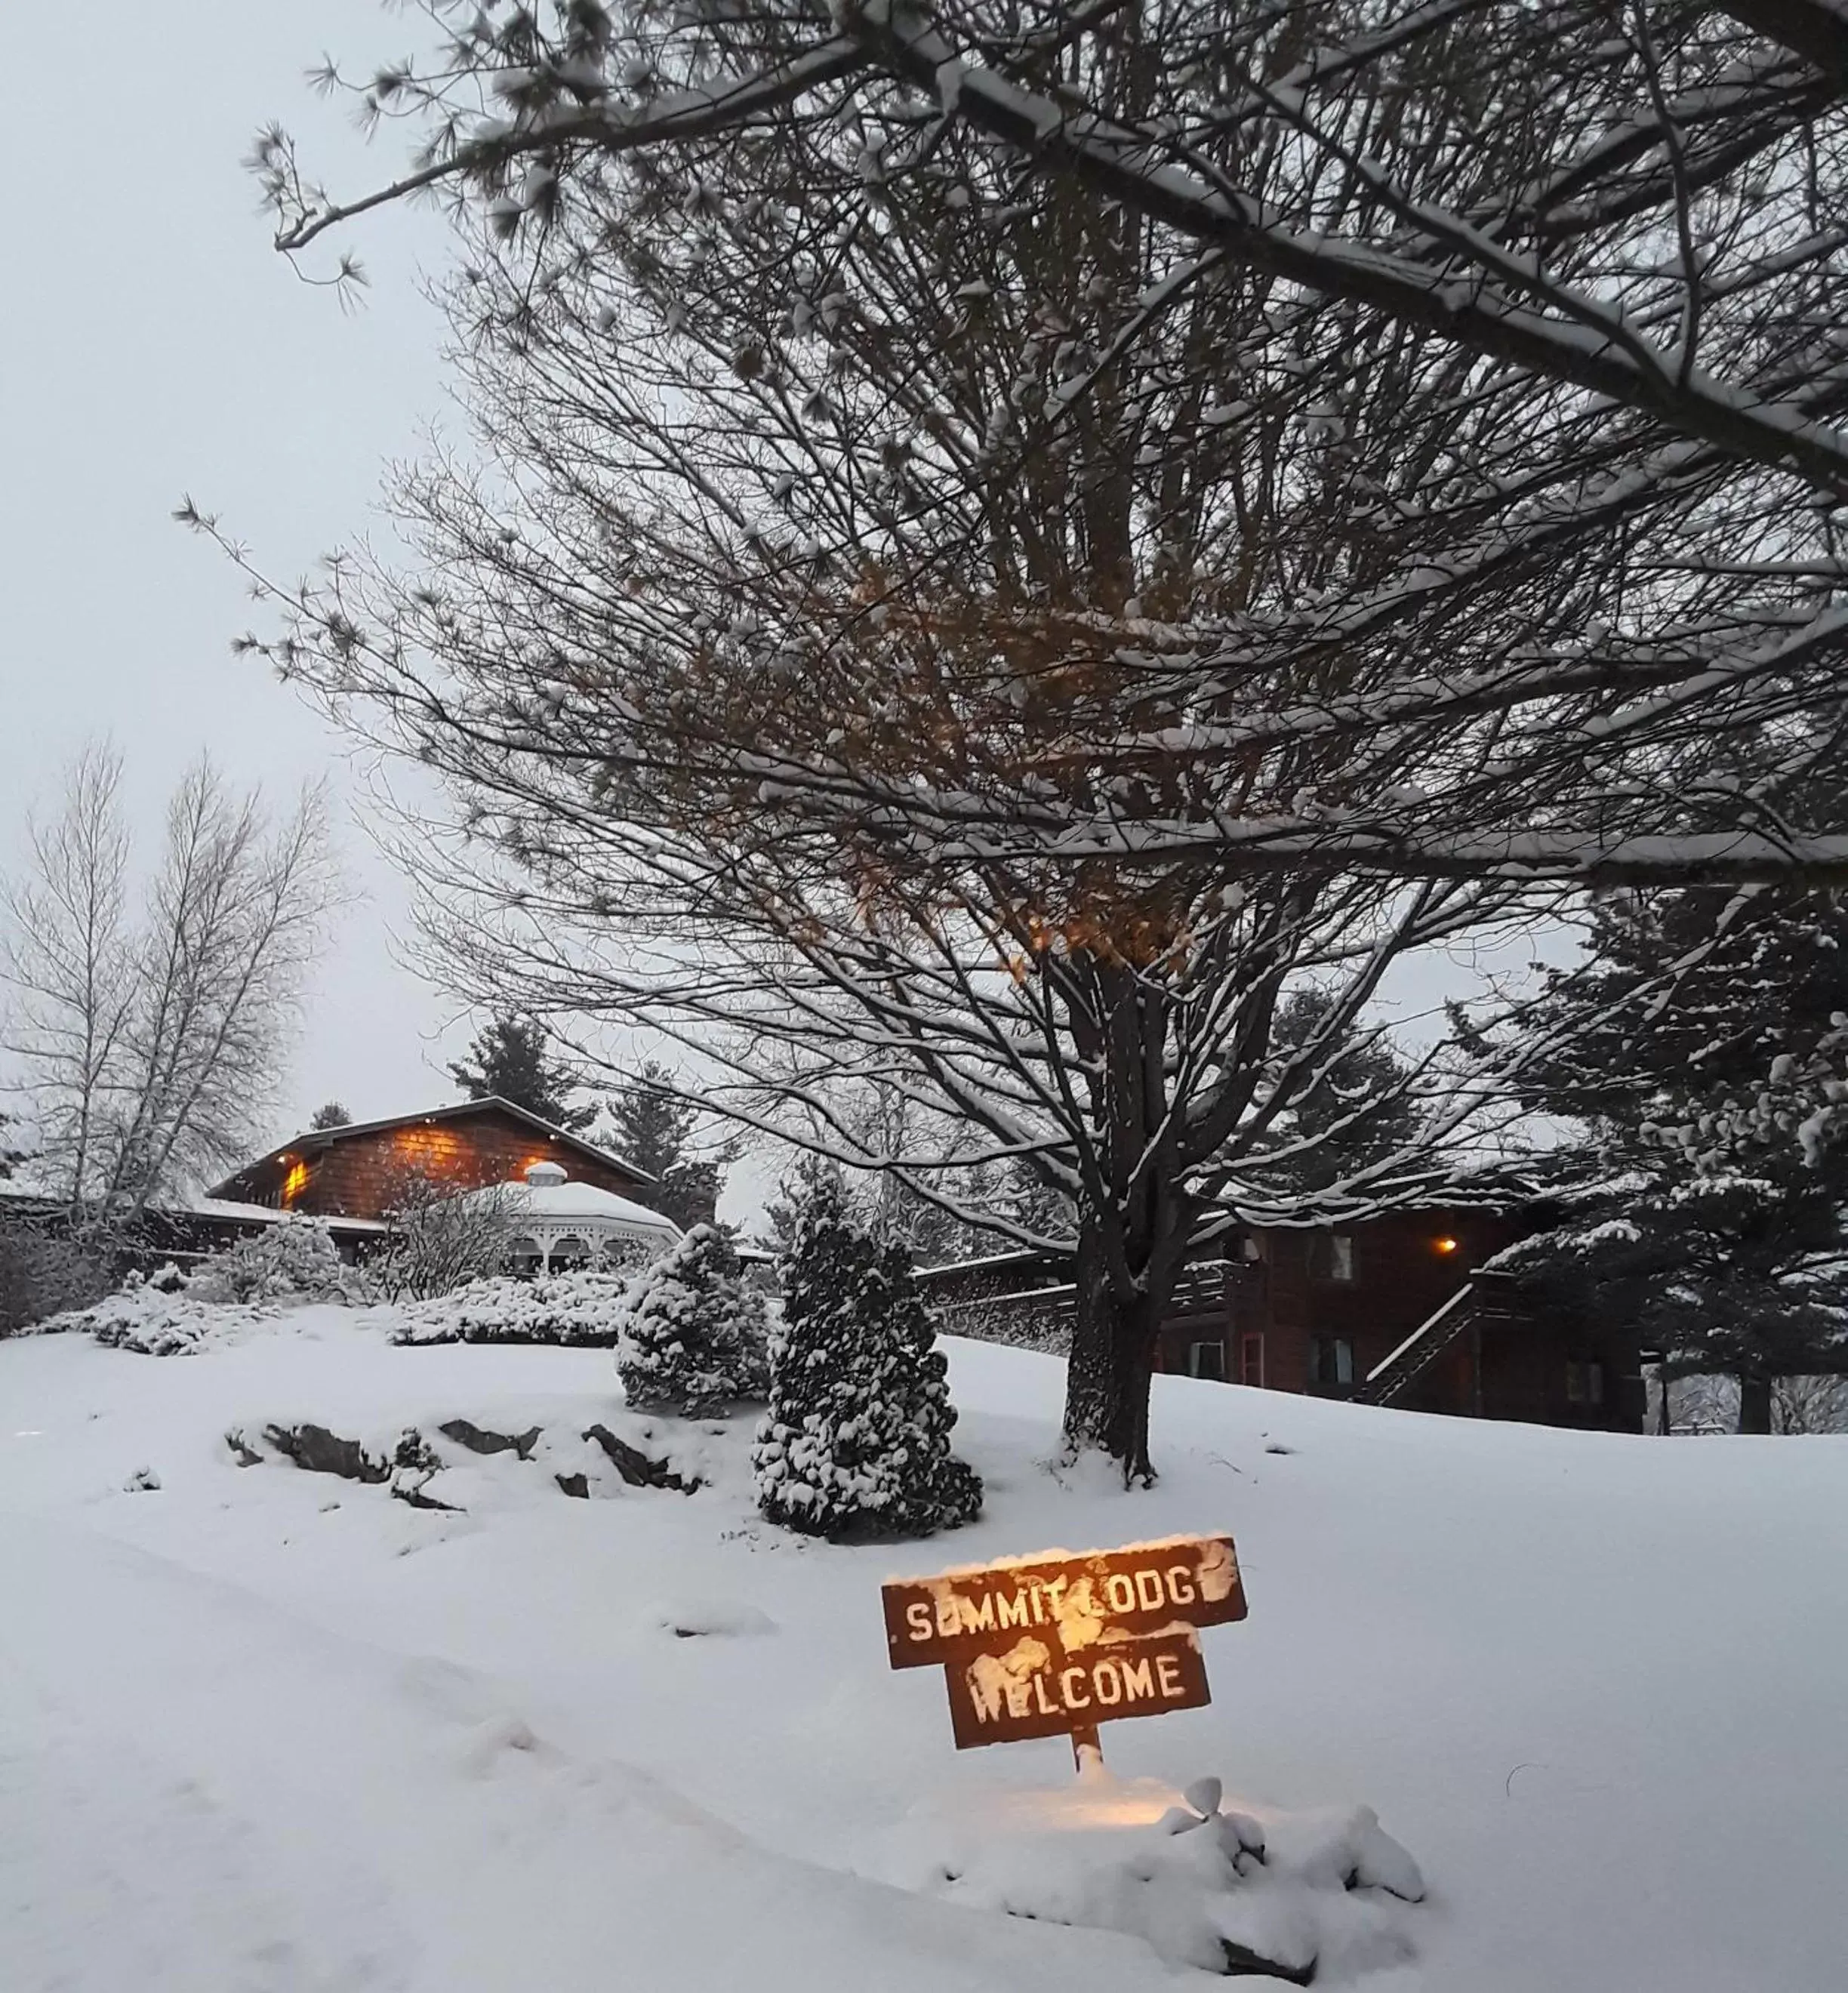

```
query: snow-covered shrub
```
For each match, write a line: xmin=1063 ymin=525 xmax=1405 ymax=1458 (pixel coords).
xmin=49 ymin=1284 xmax=251 ymax=1356
xmin=617 ymin=1224 xmax=769 ymax=1415
xmin=31 ymin=1221 xmax=363 ymax=1354
xmin=753 ymin=1181 xmax=981 ymax=1540
xmin=186 ymin=1217 xmax=371 ymax=1307
xmin=394 ymin=1269 xmax=633 ymax=1346
xmin=881 ymin=1780 xmax=1423 ymax=1981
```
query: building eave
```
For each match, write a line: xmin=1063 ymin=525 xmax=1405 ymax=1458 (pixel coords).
xmin=205 ymin=1095 xmax=657 ymax=1199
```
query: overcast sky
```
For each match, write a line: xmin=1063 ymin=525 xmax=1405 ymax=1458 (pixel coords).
xmin=3 ymin=2 xmax=476 ymax=1145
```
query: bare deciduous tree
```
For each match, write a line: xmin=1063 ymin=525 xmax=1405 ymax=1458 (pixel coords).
xmin=199 ymin=0 xmax=1848 ymax=1474
xmin=1668 ymin=1369 xmax=1848 ymax=1434
xmin=205 ymin=66 xmax=1597 ymax=1480
xmin=2 ymin=747 xmax=342 ymax=1222
xmin=369 ymin=1173 xmax=522 ymax=1301
xmin=1 ymin=745 xmax=136 ymax=1207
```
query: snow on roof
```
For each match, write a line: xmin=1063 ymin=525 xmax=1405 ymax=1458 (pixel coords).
xmin=916 ymin=1246 xmax=1066 ymax=1279
xmin=186 ymin=1197 xmax=388 ymax=1233
xmin=455 ymin=1174 xmax=681 ymax=1240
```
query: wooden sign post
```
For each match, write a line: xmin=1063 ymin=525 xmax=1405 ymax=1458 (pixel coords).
xmin=881 ymin=1534 xmax=1246 ymax=1767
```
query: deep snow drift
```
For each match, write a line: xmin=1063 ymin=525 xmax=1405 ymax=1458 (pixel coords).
xmin=3 ymin=1310 xmax=1845 ymax=1990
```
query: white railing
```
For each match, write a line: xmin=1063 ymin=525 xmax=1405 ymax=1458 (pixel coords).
xmin=1364 ymin=1283 xmax=1474 ymax=1388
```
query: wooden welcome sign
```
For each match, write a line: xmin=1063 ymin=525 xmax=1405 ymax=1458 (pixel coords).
xmin=881 ymin=1534 xmax=1246 ymax=1753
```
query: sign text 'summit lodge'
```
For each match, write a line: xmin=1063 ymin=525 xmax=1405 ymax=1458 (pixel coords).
xmin=880 ymin=1535 xmax=1246 ymax=1752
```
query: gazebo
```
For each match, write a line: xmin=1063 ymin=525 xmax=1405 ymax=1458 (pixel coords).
xmin=476 ymin=1160 xmax=681 ymax=1274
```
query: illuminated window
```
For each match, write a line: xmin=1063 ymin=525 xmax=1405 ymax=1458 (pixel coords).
xmin=391 ymin=1125 xmax=468 ymax=1186
xmin=280 ymin=1160 xmax=310 ymax=1207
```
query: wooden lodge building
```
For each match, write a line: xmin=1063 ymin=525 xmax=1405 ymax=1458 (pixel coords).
xmin=208 ymin=1098 xmax=659 ymax=1230
xmin=916 ymin=1203 xmax=1646 ymax=1433
xmin=0 ymin=1099 xmax=670 ymax=1269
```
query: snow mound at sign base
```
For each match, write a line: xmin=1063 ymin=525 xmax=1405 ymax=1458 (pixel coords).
xmin=873 ymin=1771 xmax=1422 ymax=1981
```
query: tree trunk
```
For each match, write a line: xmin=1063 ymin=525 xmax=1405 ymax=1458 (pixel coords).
xmin=1062 ymin=1203 xmax=1187 ymax=1484
xmin=1737 ymin=1373 xmax=1773 ymax=1434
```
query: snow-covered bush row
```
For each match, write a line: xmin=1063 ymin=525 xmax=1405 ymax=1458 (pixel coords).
xmin=941 ymin=1300 xmax=1070 ymax=1357
xmin=617 ymin=1224 xmax=768 ymax=1415
xmin=753 ymin=1181 xmax=981 ymax=1540
xmin=52 ymin=1284 xmax=270 ymax=1357
xmin=393 ymin=1270 xmax=635 ymax=1346
xmin=35 ymin=1218 xmax=369 ymax=1354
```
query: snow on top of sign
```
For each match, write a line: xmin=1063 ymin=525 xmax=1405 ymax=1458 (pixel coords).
xmin=885 ymin=1532 xmax=1234 ymax=1586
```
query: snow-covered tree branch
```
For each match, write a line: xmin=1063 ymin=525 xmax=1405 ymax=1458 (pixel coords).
xmin=247 ymin=0 xmax=1848 ymax=886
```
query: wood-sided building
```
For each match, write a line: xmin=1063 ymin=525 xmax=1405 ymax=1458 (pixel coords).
xmin=916 ymin=1204 xmax=1645 ymax=1433
xmin=206 ymin=1098 xmax=660 ymax=1224
xmin=2 ymin=1099 xmax=670 ymax=1288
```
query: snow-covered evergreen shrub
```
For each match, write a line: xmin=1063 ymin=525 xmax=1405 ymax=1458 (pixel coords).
xmin=616 ymin=1224 xmax=769 ymax=1415
xmin=186 ymin=1217 xmax=372 ymax=1307
xmin=753 ymin=1181 xmax=981 ymax=1540
xmin=393 ymin=1269 xmax=633 ymax=1346
xmin=31 ymin=1219 xmax=366 ymax=1354
xmin=45 ymin=1285 xmax=254 ymax=1356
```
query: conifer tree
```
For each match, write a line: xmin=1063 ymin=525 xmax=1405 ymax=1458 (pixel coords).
xmin=1494 ymin=873 xmax=1848 ymax=1430
xmin=1262 ymin=990 xmax=1421 ymax=1197
xmin=448 ymin=1015 xmax=594 ymax=1131
xmin=604 ymin=1061 xmax=731 ymax=1229
xmin=758 ymin=1152 xmax=846 ymax=1259
xmin=617 ymin=1224 xmax=768 ymax=1416
xmin=754 ymin=1181 xmax=981 ymax=1540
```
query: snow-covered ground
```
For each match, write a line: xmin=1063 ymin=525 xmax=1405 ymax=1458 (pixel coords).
xmin=3 ymin=1310 xmax=1845 ymax=1989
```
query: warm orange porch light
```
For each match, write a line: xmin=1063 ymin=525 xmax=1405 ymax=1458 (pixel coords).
xmin=1434 ymin=1235 xmax=1461 ymax=1255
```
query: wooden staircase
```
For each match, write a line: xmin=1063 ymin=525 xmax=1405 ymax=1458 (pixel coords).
xmin=1354 ymin=1273 xmax=1526 ymax=1409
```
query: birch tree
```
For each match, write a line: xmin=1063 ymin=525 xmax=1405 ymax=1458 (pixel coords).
xmin=1 ymin=748 xmax=341 ymax=1221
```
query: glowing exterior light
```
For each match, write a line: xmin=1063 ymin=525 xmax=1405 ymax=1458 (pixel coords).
xmin=1434 ymin=1235 xmax=1460 ymax=1255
